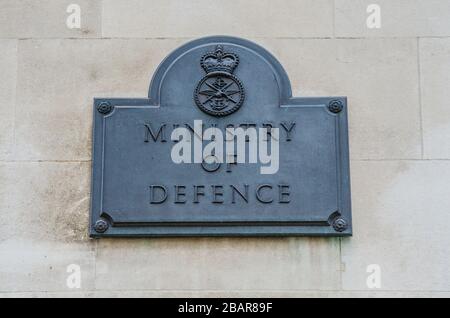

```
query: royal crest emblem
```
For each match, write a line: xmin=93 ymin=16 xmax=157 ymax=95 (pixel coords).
xmin=194 ymin=45 xmax=245 ymax=117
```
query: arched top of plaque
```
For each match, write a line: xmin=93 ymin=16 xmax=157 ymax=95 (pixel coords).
xmin=149 ymin=36 xmax=293 ymax=109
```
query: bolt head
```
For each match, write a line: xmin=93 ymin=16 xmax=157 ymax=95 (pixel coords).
xmin=328 ymin=100 xmax=344 ymax=114
xmin=94 ymin=219 xmax=109 ymax=233
xmin=97 ymin=102 xmax=113 ymax=115
xmin=333 ymin=218 xmax=348 ymax=232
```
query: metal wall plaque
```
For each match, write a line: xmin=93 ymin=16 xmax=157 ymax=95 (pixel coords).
xmin=90 ymin=36 xmax=352 ymax=237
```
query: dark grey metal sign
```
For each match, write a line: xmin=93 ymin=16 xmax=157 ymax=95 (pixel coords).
xmin=90 ymin=36 xmax=352 ymax=237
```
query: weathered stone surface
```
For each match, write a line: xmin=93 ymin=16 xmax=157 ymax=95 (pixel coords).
xmin=420 ymin=38 xmax=450 ymax=159
xmin=2 ymin=290 xmax=449 ymax=298
xmin=102 ymin=0 xmax=334 ymax=38
xmin=15 ymin=39 xmax=184 ymax=161
xmin=257 ymin=38 xmax=422 ymax=160
xmin=342 ymin=161 xmax=450 ymax=291
xmin=90 ymin=290 xmax=450 ymax=298
xmin=0 ymin=162 xmax=91 ymax=243
xmin=335 ymin=0 xmax=450 ymax=37
xmin=0 ymin=0 xmax=449 ymax=297
xmin=0 ymin=240 xmax=95 ymax=292
xmin=95 ymin=238 xmax=341 ymax=291
xmin=0 ymin=0 xmax=101 ymax=38
xmin=0 ymin=162 xmax=95 ymax=292
xmin=0 ymin=40 xmax=17 ymax=160
xmin=15 ymin=38 xmax=422 ymax=161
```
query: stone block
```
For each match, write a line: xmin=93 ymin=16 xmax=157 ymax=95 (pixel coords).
xmin=342 ymin=161 xmax=450 ymax=291
xmin=0 ymin=240 xmax=95 ymax=292
xmin=335 ymin=0 xmax=450 ymax=37
xmin=102 ymin=0 xmax=334 ymax=38
xmin=420 ymin=38 xmax=450 ymax=159
xmin=257 ymin=38 xmax=422 ymax=160
xmin=0 ymin=0 xmax=101 ymax=38
xmin=95 ymin=238 xmax=341 ymax=291
xmin=0 ymin=40 xmax=17 ymax=160
xmin=0 ymin=162 xmax=91 ymax=243
xmin=15 ymin=39 xmax=184 ymax=160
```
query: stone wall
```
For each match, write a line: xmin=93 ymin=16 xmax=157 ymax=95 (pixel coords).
xmin=1 ymin=0 xmax=449 ymax=297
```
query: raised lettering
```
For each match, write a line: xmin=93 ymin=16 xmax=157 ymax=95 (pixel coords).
xmin=212 ymin=185 xmax=224 ymax=204
xmin=256 ymin=184 xmax=274 ymax=204
xmin=145 ymin=123 xmax=167 ymax=142
xmin=193 ymin=185 xmax=205 ymax=203
xmin=280 ymin=121 xmax=296 ymax=142
xmin=149 ymin=185 xmax=168 ymax=204
xmin=279 ymin=184 xmax=291 ymax=203
xmin=174 ymin=185 xmax=187 ymax=204
xmin=231 ymin=184 xmax=249 ymax=203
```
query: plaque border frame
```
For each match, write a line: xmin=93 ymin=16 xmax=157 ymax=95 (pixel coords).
xmin=90 ymin=36 xmax=352 ymax=238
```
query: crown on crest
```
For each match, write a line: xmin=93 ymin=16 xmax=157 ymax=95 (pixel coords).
xmin=201 ymin=45 xmax=239 ymax=74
